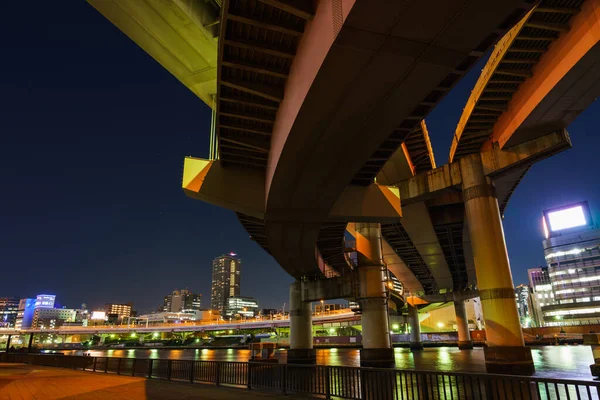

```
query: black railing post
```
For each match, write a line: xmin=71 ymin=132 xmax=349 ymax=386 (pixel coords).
xmin=281 ymin=364 xmax=287 ymax=395
xmin=132 ymin=358 xmax=137 ymax=376
xmin=190 ymin=360 xmax=195 ymax=383
xmin=247 ymin=362 xmax=252 ymax=389
xmin=148 ymin=359 xmax=153 ymax=379
xmin=117 ymin=358 xmax=121 ymax=375
xmin=93 ymin=357 xmax=97 ymax=372
xmin=27 ymin=333 xmax=34 ymax=353
xmin=167 ymin=360 xmax=172 ymax=381
xmin=5 ymin=335 xmax=11 ymax=353
xmin=104 ymin=357 xmax=108 ymax=373
xmin=216 ymin=362 xmax=221 ymax=386
xmin=325 ymin=367 xmax=331 ymax=400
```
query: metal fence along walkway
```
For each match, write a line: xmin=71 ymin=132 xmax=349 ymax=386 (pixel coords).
xmin=1 ymin=353 xmax=599 ymax=399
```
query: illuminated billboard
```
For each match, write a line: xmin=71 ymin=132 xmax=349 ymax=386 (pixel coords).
xmin=90 ymin=311 xmax=106 ymax=320
xmin=35 ymin=294 xmax=55 ymax=309
xmin=543 ymin=202 xmax=592 ymax=237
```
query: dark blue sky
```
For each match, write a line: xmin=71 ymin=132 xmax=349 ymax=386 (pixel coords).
xmin=1 ymin=2 xmax=598 ymax=313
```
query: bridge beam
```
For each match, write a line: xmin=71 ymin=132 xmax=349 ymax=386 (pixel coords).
xmin=183 ymin=158 xmax=402 ymax=222
xmin=460 ymin=154 xmax=533 ymax=375
xmin=288 ymin=281 xmax=315 ymax=364
xmin=454 ymin=300 xmax=473 ymax=350
xmin=399 ymin=129 xmax=571 ymax=205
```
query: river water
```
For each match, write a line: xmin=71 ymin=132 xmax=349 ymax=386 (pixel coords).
xmin=63 ymin=345 xmax=596 ymax=381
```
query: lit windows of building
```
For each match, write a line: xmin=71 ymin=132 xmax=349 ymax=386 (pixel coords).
xmin=538 ymin=201 xmax=600 ymax=326
xmin=226 ymin=296 xmax=258 ymax=318
xmin=163 ymin=289 xmax=202 ymax=313
xmin=104 ymin=303 xmax=132 ymax=320
xmin=0 ymin=297 xmax=20 ymax=328
xmin=32 ymin=308 xmax=76 ymax=329
xmin=15 ymin=298 xmax=36 ymax=329
xmin=211 ymin=253 xmax=241 ymax=315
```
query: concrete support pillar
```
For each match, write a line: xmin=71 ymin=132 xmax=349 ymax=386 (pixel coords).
xmin=408 ymin=303 xmax=423 ymax=350
xmin=5 ymin=335 xmax=11 ymax=353
xmin=355 ymin=223 xmax=394 ymax=368
xmin=288 ymin=281 xmax=315 ymax=364
xmin=454 ymin=300 xmax=473 ymax=350
xmin=460 ymin=154 xmax=533 ymax=375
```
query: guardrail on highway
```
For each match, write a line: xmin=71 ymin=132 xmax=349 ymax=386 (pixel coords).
xmin=1 ymin=353 xmax=598 ymax=399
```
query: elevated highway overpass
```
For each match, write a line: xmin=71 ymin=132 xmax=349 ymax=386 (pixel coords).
xmin=0 ymin=310 xmax=359 ymax=337
xmin=87 ymin=0 xmax=600 ymax=373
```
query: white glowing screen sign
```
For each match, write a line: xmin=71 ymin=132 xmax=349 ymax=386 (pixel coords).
xmin=546 ymin=205 xmax=586 ymax=232
xmin=90 ymin=311 xmax=106 ymax=320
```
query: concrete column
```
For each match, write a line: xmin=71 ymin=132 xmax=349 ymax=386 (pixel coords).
xmin=460 ymin=154 xmax=533 ymax=374
xmin=408 ymin=303 xmax=423 ymax=350
xmin=355 ymin=223 xmax=394 ymax=368
xmin=454 ymin=300 xmax=473 ymax=350
xmin=288 ymin=281 xmax=315 ymax=364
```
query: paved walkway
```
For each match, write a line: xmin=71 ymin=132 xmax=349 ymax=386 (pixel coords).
xmin=0 ymin=364 xmax=292 ymax=400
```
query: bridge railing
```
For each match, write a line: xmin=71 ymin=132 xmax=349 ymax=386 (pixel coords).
xmin=1 ymin=353 xmax=599 ymax=399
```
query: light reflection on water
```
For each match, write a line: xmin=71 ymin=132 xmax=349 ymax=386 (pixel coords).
xmin=63 ymin=345 xmax=595 ymax=380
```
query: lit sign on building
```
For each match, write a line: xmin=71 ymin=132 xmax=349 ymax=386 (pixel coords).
xmin=90 ymin=311 xmax=106 ymax=320
xmin=547 ymin=206 xmax=586 ymax=231
xmin=35 ymin=294 xmax=56 ymax=309
xmin=543 ymin=202 xmax=592 ymax=237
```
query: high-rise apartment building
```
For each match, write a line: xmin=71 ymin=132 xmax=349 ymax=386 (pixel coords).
xmin=163 ymin=289 xmax=202 ymax=313
xmin=211 ymin=253 xmax=241 ymax=314
xmin=0 ymin=297 xmax=20 ymax=328
xmin=104 ymin=303 xmax=132 ymax=320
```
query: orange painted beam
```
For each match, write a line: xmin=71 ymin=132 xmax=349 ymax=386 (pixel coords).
xmin=489 ymin=0 xmax=600 ymax=150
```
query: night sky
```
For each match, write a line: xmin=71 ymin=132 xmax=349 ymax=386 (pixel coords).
xmin=1 ymin=2 xmax=599 ymax=313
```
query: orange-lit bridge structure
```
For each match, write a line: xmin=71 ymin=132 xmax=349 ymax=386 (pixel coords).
xmin=88 ymin=0 xmax=600 ymax=373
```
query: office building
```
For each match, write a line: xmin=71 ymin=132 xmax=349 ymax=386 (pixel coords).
xmin=226 ymin=296 xmax=258 ymax=318
xmin=515 ymin=284 xmax=535 ymax=327
xmin=0 ymin=297 xmax=20 ymax=328
xmin=163 ymin=289 xmax=202 ymax=313
xmin=32 ymin=308 xmax=76 ymax=329
xmin=15 ymin=298 xmax=37 ymax=329
xmin=104 ymin=303 xmax=132 ymax=320
xmin=527 ymin=266 xmax=555 ymax=326
xmin=539 ymin=201 xmax=600 ymax=325
xmin=211 ymin=253 xmax=241 ymax=314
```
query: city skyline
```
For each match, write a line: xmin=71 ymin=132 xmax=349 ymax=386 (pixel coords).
xmin=1 ymin=1 xmax=600 ymax=313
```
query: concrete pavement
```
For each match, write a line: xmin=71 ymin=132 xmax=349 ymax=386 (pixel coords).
xmin=0 ymin=364 xmax=292 ymax=400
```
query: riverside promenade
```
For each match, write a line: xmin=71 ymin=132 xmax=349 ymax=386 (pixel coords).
xmin=0 ymin=363 xmax=291 ymax=400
